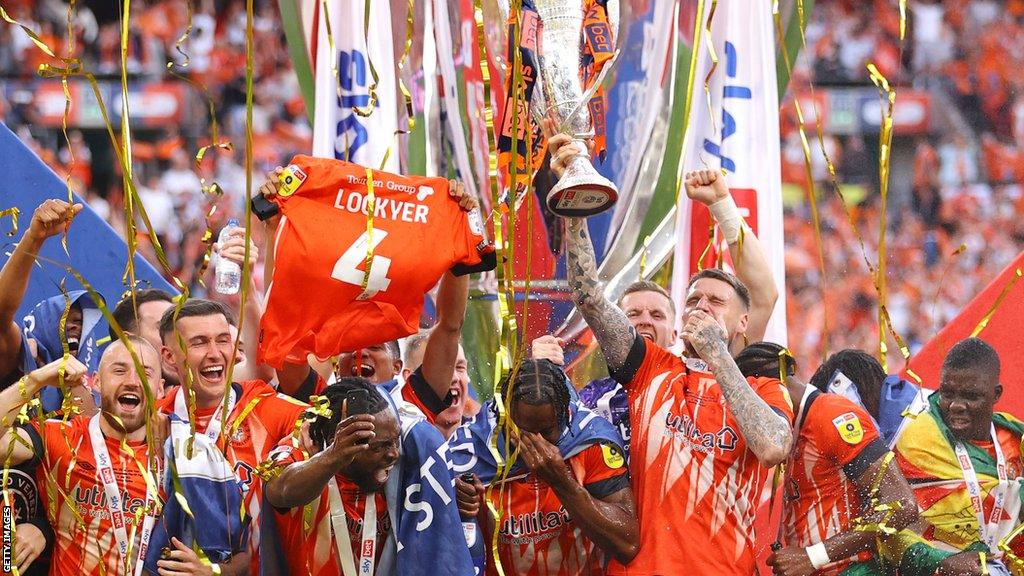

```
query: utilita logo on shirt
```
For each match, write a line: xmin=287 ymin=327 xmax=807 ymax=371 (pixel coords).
xmin=665 ymin=411 xmax=738 ymax=453
xmin=72 ymin=485 xmax=146 ymax=517
xmin=500 ymin=508 xmax=571 ymax=540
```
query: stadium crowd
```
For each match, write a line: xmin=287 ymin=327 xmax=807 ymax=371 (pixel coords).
xmin=0 ymin=0 xmax=1023 ymax=575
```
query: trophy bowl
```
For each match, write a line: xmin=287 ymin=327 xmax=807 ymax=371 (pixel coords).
xmin=535 ymin=0 xmax=618 ymax=218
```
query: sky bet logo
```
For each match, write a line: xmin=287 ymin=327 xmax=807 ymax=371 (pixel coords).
xmin=702 ymin=41 xmax=753 ymax=172
xmin=334 ymin=49 xmax=376 ymax=161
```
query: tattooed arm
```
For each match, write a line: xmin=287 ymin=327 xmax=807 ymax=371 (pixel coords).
xmin=564 ymin=218 xmax=636 ymax=376
xmin=682 ymin=310 xmax=792 ymax=465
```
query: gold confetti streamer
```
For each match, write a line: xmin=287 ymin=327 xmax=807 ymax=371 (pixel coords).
xmin=0 ymin=208 xmax=20 ymax=237
xmin=866 ymin=63 xmax=896 ymax=371
xmin=971 ymin=268 xmax=1023 ymax=338
xmin=772 ymin=0 xmax=830 ymax=359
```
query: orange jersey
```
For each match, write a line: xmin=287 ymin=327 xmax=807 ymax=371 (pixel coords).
xmin=397 ymin=368 xmax=452 ymax=425
xmin=28 ymin=416 xmax=158 ymax=576
xmin=266 ymin=442 xmax=390 ymax=575
xmin=489 ymin=443 xmax=629 ymax=576
xmin=259 ymin=155 xmax=493 ymax=368
xmin=607 ymin=335 xmax=794 ymax=575
xmin=783 ymin=390 xmax=888 ymax=573
xmin=157 ymin=380 xmax=308 ymax=573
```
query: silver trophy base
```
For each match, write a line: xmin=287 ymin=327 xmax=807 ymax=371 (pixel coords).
xmin=546 ymin=156 xmax=618 ymax=217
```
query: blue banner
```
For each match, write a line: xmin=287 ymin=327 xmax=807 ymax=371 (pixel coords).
xmin=0 ymin=122 xmax=175 ymax=327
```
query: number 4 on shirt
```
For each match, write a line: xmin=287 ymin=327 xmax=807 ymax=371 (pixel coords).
xmin=331 ymin=229 xmax=393 ymax=300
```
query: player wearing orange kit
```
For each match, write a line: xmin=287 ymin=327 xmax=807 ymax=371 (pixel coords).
xmin=734 ymin=343 xmax=918 ymax=576
xmin=264 ymin=379 xmax=398 ymax=576
xmin=451 ymin=359 xmax=637 ymax=576
xmin=0 ymin=337 xmax=163 ymax=576
xmin=156 ymin=299 xmax=308 ymax=575
xmin=564 ymin=215 xmax=795 ymax=574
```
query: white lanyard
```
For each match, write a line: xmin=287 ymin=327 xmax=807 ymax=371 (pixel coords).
xmin=88 ymin=415 xmax=158 ymax=576
xmin=327 ymin=477 xmax=378 ymax=576
xmin=173 ymin=386 xmax=237 ymax=443
xmin=953 ymin=424 xmax=1008 ymax=549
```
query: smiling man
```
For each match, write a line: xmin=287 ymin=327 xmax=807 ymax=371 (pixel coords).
xmin=0 ymin=336 xmax=161 ymax=575
xmin=264 ymin=378 xmax=400 ymax=575
xmin=263 ymin=377 xmax=474 ymax=576
xmin=892 ymin=338 xmax=1024 ymax=575
xmin=156 ymin=298 xmax=308 ymax=574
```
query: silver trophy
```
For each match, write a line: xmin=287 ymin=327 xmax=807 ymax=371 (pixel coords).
xmin=534 ymin=0 xmax=618 ymax=218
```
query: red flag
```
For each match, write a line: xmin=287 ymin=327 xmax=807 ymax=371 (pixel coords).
xmin=903 ymin=251 xmax=1024 ymax=415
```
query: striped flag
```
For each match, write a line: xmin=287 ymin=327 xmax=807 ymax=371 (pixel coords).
xmin=670 ymin=0 xmax=787 ymax=345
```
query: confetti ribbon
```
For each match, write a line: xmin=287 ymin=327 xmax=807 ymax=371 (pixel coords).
xmin=0 ymin=208 xmax=20 ymax=237
xmin=866 ymin=63 xmax=896 ymax=372
xmin=700 ymin=0 xmax=721 ymax=135
xmin=971 ymin=268 xmax=1023 ymax=338
xmin=772 ymin=0 xmax=829 ymax=359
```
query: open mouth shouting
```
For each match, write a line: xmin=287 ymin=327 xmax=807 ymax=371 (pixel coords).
xmin=357 ymin=363 xmax=376 ymax=379
xmin=116 ymin=390 xmax=142 ymax=413
xmin=198 ymin=364 xmax=226 ymax=385
xmin=374 ymin=463 xmax=395 ymax=485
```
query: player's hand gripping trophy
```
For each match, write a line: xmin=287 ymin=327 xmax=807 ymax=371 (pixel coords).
xmin=535 ymin=0 xmax=618 ymax=218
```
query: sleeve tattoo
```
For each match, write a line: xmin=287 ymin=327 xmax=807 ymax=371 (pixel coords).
xmin=564 ymin=218 xmax=635 ymax=373
xmin=704 ymin=340 xmax=792 ymax=462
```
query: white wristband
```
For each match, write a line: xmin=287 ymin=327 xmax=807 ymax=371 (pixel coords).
xmin=805 ymin=542 xmax=830 ymax=569
xmin=707 ymin=195 xmax=746 ymax=244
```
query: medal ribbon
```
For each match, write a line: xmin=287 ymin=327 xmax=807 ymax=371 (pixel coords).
xmin=88 ymin=416 xmax=158 ymax=576
xmin=953 ymin=425 xmax=1008 ymax=550
xmin=328 ymin=478 xmax=378 ymax=576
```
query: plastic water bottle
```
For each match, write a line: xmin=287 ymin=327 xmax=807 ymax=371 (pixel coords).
xmin=215 ymin=219 xmax=242 ymax=295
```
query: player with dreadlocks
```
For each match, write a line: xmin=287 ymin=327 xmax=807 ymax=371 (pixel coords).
xmin=808 ymin=349 xmax=923 ymax=445
xmin=734 ymin=342 xmax=918 ymax=576
xmin=452 ymin=358 xmax=638 ymax=576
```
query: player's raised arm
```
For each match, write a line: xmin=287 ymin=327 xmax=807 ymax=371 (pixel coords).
xmin=0 ymin=356 xmax=87 ymax=466
xmin=684 ymin=170 xmax=778 ymax=348
xmin=542 ymin=120 xmax=635 ymax=375
xmin=419 ymin=269 xmax=468 ymax=401
xmin=0 ymin=200 xmax=83 ymax=376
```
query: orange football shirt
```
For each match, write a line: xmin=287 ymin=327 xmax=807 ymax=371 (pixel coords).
xmin=607 ymin=335 xmax=793 ymax=575
xmin=783 ymin=390 xmax=889 ymax=574
xmin=488 ymin=443 xmax=629 ymax=576
xmin=259 ymin=156 xmax=491 ymax=368
xmin=29 ymin=417 xmax=157 ymax=576
xmin=267 ymin=443 xmax=390 ymax=576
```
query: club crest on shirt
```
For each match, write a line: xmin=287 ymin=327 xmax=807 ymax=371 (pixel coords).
xmin=230 ymin=424 xmax=249 ymax=446
xmin=832 ymin=412 xmax=864 ymax=444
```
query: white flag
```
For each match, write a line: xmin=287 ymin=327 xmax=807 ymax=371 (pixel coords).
xmin=671 ymin=0 xmax=787 ymax=345
xmin=311 ymin=0 xmax=399 ymax=171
